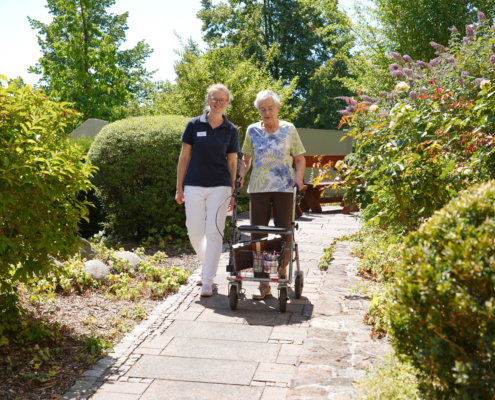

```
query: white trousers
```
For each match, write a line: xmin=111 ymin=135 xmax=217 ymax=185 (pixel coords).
xmin=184 ymin=185 xmax=231 ymax=286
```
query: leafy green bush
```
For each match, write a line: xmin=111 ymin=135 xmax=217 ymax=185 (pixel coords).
xmin=390 ymin=180 xmax=495 ymax=398
xmin=88 ymin=115 xmax=189 ymax=240
xmin=0 ymin=75 xmax=96 ymax=339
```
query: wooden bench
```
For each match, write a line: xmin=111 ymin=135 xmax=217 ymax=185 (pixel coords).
xmin=297 ymin=155 xmax=357 ymax=215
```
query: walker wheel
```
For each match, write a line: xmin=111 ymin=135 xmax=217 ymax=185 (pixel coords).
xmin=229 ymin=285 xmax=238 ymax=310
xmin=295 ymin=273 xmax=304 ymax=299
xmin=279 ymin=287 xmax=287 ymax=313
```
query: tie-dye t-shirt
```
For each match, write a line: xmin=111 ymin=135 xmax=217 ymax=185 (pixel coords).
xmin=242 ymin=121 xmax=305 ymax=193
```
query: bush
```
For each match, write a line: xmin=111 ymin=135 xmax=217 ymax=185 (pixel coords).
xmin=333 ymin=14 xmax=495 ymax=232
xmin=390 ymin=180 xmax=495 ymax=398
xmin=0 ymin=76 xmax=96 ymax=331
xmin=88 ymin=115 xmax=189 ymax=240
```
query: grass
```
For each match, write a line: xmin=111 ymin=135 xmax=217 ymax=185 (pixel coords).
xmin=356 ymin=353 xmax=421 ymax=400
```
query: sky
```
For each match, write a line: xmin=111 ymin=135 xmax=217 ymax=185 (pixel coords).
xmin=1 ymin=0 xmax=357 ymax=86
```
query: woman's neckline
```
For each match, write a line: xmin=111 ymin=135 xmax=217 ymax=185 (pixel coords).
xmin=207 ymin=112 xmax=225 ymax=129
xmin=261 ymin=120 xmax=284 ymax=134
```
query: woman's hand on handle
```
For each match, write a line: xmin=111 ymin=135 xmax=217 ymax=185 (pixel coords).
xmin=292 ymin=179 xmax=304 ymax=191
xmin=175 ymin=187 xmax=185 ymax=204
xmin=227 ymin=196 xmax=235 ymax=212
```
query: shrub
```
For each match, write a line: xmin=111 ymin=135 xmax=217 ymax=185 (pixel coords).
xmin=332 ymin=14 xmax=495 ymax=232
xmin=88 ymin=115 xmax=189 ymax=240
xmin=390 ymin=180 xmax=495 ymax=398
xmin=0 ymin=76 xmax=96 ymax=336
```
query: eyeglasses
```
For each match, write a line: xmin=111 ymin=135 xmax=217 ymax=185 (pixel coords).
xmin=259 ymin=107 xmax=276 ymax=114
xmin=210 ymin=98 xmax=229 ymax=105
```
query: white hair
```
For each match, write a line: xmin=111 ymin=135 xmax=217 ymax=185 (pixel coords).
xmin=254 ymin=90 xmax=281 ymax=109
xmin=204 ymin=83 xmax=233 ymax=113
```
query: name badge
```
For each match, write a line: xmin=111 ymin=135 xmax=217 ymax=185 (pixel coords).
xmin=197 ymin=131 xmax=207 ymax=137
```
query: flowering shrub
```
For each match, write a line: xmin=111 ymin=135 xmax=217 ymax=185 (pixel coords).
xmin=334 ymin=13 xmax=495 ymax=232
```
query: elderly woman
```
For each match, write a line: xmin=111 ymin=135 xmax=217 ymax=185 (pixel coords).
xmin=176 ymin=83 xmax=240 ymax=297
xmin=239 ymin=90 xmax=306 ymax=300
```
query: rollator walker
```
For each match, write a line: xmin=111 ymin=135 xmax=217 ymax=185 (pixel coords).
xmin=225 ymin=155 xmax=303 ymax=313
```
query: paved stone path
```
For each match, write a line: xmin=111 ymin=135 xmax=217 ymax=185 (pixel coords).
xmin=63 ymin=206 xmax=390 ymax=400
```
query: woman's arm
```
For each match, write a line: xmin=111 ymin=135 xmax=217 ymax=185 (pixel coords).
xmin=226 ymin=152 xmax=238 ymax=211
xmin=175 ymin=143 xmax=192 ymax=204
xmin=292 ymin=154 xmax=306 ymax=190
xmin=239 ymin=154 xmax=252 ymax=188
xmin=227 ymin=153 xmax=237 ymax=188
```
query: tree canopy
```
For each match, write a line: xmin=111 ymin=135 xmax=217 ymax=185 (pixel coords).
xmin=29 ymin=0 xmax=154 ymax=121
xmin=125 ymin=41 xmax=299 ymax=143
xmin=372 ymin=0 xmax=495 ymax=61
xmin=198 ymin=0 xmax=353 ymax=129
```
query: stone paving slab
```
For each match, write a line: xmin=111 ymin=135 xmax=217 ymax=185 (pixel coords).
xmin=98 ymin=381 xmax=150 ymax=394
xmin=90 ymin=392 xmax=141 ymax=400
xmin=140 ymin=380 xmax=263 ymax=400
xmin=161 ymin=337 xmax=281 ymax=362
xmin=164 ymin=320 xmax=273 ymax=342
xmin=127 ymin=355 xmax=258 ymax=385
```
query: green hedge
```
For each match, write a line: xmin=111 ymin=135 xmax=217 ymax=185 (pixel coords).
xmin=88 ymin=115 xmax=189 ymax=240
xmin=390 ymin=181 xmax=495 ymax=399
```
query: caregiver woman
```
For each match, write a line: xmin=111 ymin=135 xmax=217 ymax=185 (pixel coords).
xmin=176 ymin=83 xmax=240 ymax=297
xmin=239 ymin=90 xmax=306 ymax=300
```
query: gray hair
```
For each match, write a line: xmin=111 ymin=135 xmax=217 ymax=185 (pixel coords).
xmin=204 ymin=83 xmax=233 ymax=113
xmin=254 ymin=90 xmax=281 ymax=109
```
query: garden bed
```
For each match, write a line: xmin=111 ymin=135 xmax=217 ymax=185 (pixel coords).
xmin=0 ymin=243 xmax=198 ymax=400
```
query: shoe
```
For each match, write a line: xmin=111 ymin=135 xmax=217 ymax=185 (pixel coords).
xmin=252 ymin=284 xmax=272 ymax=300
xmin=201 ymin=284 xmax=213 ymax=297
xmin=196 ymin=278 xmax=203 ymax=286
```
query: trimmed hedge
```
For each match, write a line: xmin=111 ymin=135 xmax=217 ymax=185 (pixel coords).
xmin=390 ymin=181 xmax=495 ymax=399
xmin=88 ymin=115 xmax=189 ymax=240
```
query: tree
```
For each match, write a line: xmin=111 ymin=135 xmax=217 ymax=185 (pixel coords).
xmin=297 ymin=55 xmax=353 ymax=129
xmin=364 ymin=0 xmax=495 ymax=63
xmin=198 ymin=0 xmax=353 ymax=128
xmin=28 ymin=0 xmax=154 ymax=122
xmin=125 ymin=42 xmax=299 ymax=144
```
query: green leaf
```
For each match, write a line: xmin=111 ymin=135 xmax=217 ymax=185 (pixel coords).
xmin=440 ymin=160 xmax=455 ymax=179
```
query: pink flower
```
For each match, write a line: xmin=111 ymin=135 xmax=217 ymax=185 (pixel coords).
xmin=478 ymin=11 xmax=487 ymax=23
xmin=409 ymin=91 xmax=418 ymax=99
xmin=466 ymin=25 xmax=474 ymax=36
xmin=490 ymin=55 xmax=495 ymax=65
xmin=452 ymin=26 xmax=459 ymax=34
xmin=457 ymin=78 xmax=465 ymax=85
xmin=403 ymin=68 xmax=413 ymax=75
xmin=430 ymin=42 xmax=447 ymax=53
xmin=389 ymin=63 xmax=400 ymax=71
xmin=403 ymin=55 xmax=413 ymax=63
xmin=390 ymin=70 xmax=405 ymax=78
xmin=447 ymin=57 xmax=456 ymax=63
xmin=390 ymin=52 xmax=402 ymax=61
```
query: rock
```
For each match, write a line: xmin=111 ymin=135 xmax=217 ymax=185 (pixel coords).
xmin=79 ymin=238 xmax=97 ymax=261
xmin=84 ymin=260 xmax=110 ymax=282
xmin=113 ymin=251 xmax=141 ymax=267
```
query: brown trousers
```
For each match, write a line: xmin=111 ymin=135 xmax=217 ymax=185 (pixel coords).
xmin=250 ymin=192 xmax=293 ymax=279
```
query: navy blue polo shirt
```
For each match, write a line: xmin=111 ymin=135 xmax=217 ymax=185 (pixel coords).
xmin=181 ymin=113 xmax=240 ymax=187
